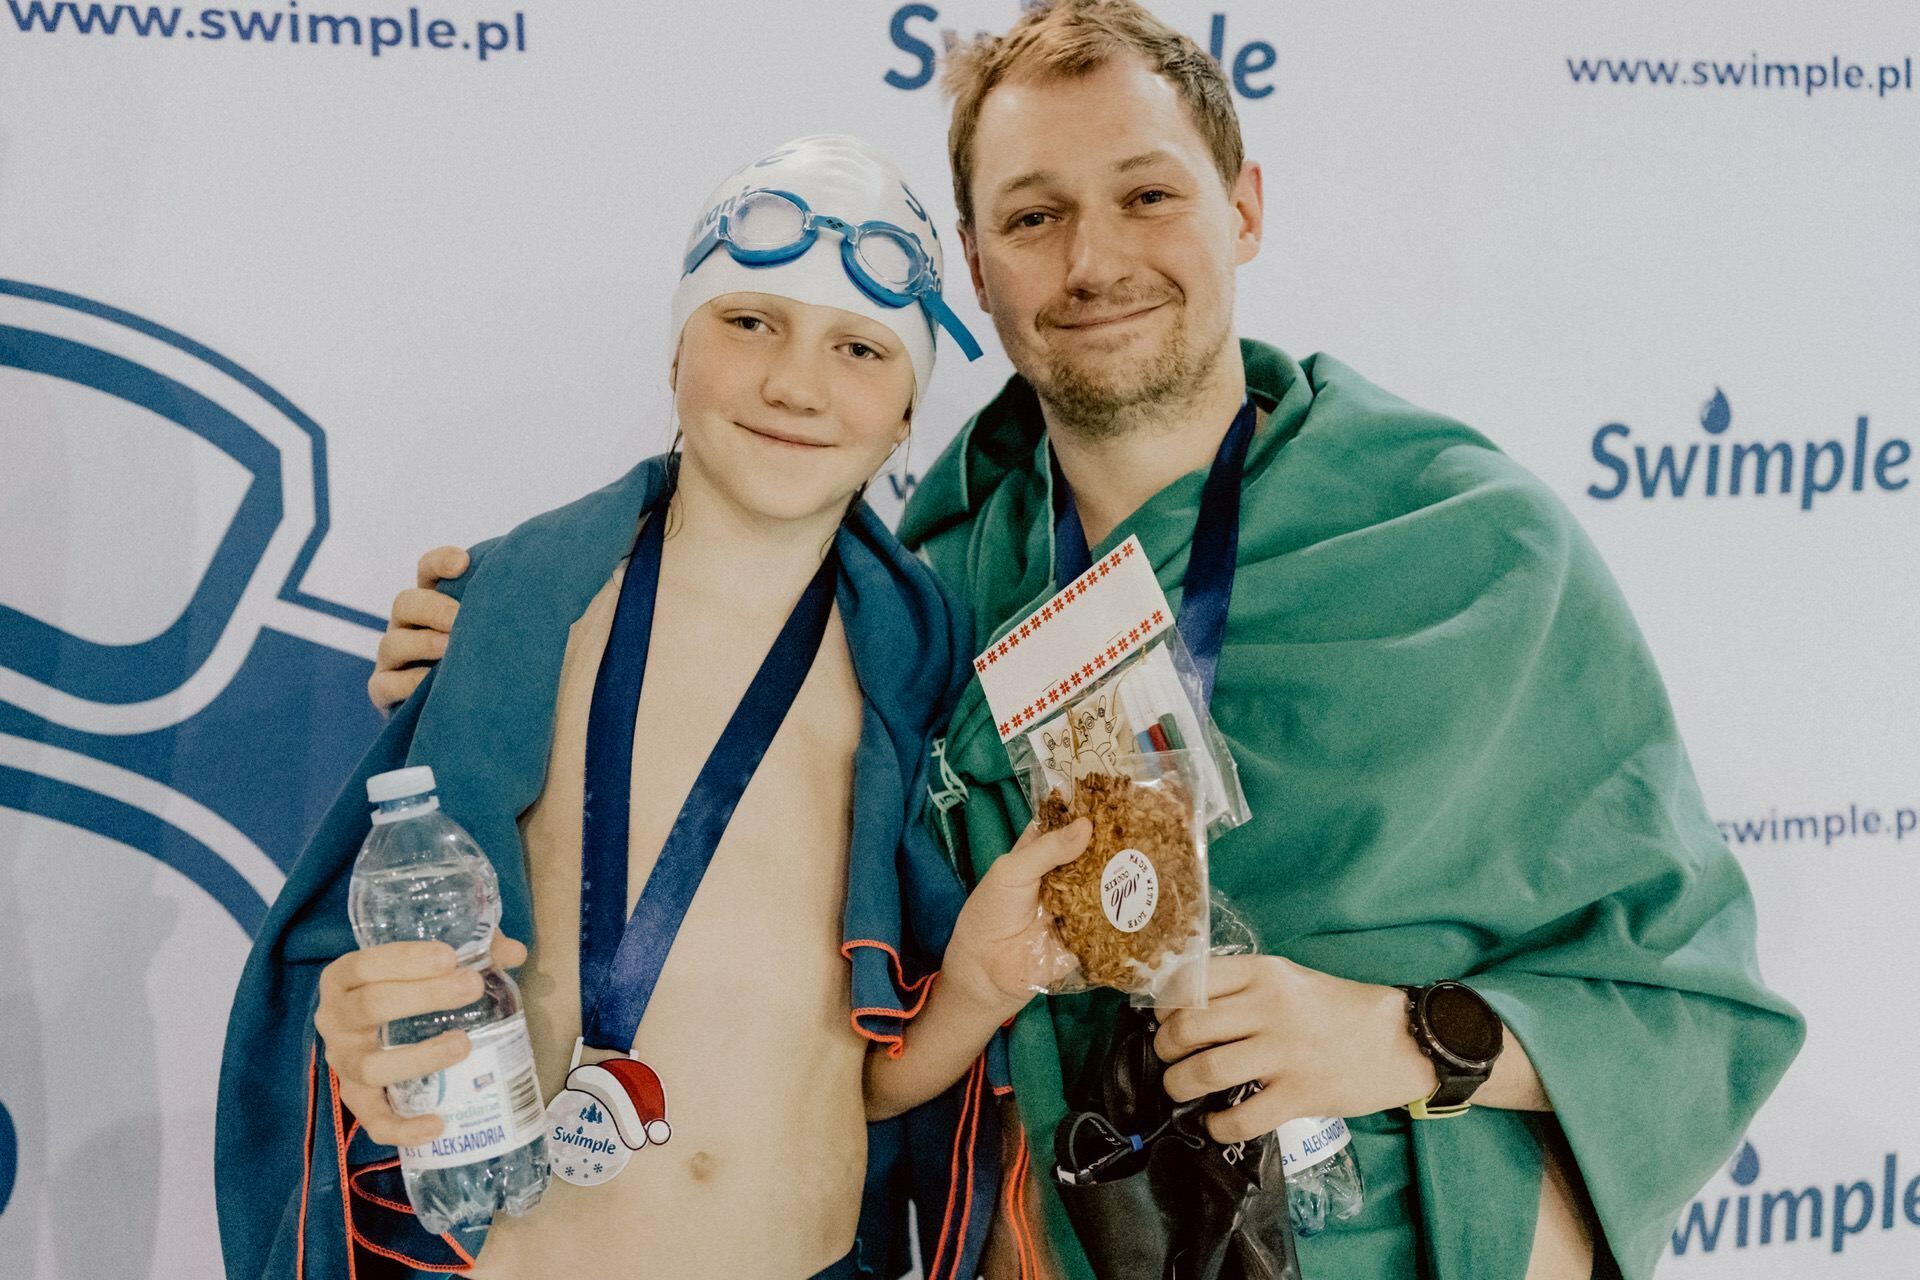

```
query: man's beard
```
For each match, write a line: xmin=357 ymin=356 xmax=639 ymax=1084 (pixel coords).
xmin=1014 ymin=292 xmax=1226 ymax=441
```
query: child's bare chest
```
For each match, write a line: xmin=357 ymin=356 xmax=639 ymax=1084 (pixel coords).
xmin=624 ymin=600 xmax=863 ymax=904
xmin=489 ymin=571 xmax=872 ymax=1275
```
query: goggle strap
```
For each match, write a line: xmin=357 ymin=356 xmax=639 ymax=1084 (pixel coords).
xmin=682 ymin=228 xmax=725 ymax=279
xmin=922 ymin=289 xmax=984 ymax=361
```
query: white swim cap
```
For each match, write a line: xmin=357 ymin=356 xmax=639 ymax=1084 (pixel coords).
xmin=670 ymin=134 xmax=977 ymax=413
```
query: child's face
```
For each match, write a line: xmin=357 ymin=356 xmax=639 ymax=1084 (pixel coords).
xmin=675 ymin=292 xmax=914 ymax=524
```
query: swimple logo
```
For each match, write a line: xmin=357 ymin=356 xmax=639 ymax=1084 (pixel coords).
xmin=4 ymin=3 xmax=531 ymax=63
xmin=1587 ymin=389 xmax=1913 ymax=510
xmin=0 ymin=279 xmax=384 ymax=903
xmin=884 ymin=3 xmax=1280 ymax=99
xmin=0 ymin=281 xmax=384 ymax=1264
xmin=1670 ymin=1140 xmax=1920 ymax=1258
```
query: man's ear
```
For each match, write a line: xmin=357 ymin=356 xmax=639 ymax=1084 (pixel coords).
xmin=1231 ymin=160 xmax=1265 ymax=267
xmin=959 ymin=220 xmax=990 ymax=315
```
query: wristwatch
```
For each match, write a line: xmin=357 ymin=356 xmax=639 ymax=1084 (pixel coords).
xmin=1399 ymin=981 xmax=1504 ymax=1119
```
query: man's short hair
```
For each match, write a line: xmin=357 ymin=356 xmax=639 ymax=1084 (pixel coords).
xmin=942 ymin=0 xmax=1246 ymax=227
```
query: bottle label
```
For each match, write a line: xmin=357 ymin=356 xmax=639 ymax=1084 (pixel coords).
xmin=394 ymin=1013 xmax=545 ymax=1171
xmin=1100 ymin=849 xmax=1159 ymax=933
xmin=1275 ymin=1115 xmax=1352 ymax=1175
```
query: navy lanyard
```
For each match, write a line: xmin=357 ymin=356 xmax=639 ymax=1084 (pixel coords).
xmin=1052 ymin=396 xmax=1256 ymax=706
xmin=578 ymin=504 xmax=838 ymax=1051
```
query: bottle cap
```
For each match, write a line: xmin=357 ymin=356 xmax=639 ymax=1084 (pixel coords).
xmin=366 ymin=765 xmax=437 ymax=805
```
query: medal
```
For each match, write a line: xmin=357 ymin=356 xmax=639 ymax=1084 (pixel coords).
xmin=544 ymin=1037 xmax=673 ymax=1187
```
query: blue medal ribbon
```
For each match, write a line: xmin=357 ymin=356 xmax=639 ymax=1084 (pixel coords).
xmin=1051 ymin=396 xmax=1256 ymax=705
xmin=578 ymin=503 xmax=838 ymax=1051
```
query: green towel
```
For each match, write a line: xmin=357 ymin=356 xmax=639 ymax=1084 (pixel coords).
xmin=898 ymin=340 xmax=1805 ymax=1280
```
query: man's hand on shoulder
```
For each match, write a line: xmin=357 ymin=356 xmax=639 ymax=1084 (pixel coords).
xmin=368 ymin=545 xmax=467 ymax=713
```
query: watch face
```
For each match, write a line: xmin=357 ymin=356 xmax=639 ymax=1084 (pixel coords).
xmin=1426 ymin=984 xmax=1502 ymax=1065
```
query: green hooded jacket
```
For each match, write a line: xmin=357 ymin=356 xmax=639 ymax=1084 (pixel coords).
xmin=896 ymin=340 xmax=1804 ymax=1280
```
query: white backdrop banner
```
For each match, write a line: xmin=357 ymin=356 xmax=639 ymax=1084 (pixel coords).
xmin=1 ymin=2 xmax=1914 ymax=1276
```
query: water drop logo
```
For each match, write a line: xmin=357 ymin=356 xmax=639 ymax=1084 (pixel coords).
xmin=1701 ymin=387 xmax=1732 ymax=437
xmin=1729 ymin=1140 xmax=1760 ymax=1186
xmin=1587 ymin=386 xmax=1911 ymax=510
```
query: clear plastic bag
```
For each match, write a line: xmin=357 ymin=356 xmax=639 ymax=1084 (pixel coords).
xmin=974 ymin=534 xmax=1248 ymax=843
xmin=1027 ymin=750 xmax=1212 ymax=1008
xmin=1008 ymin=624 xmax=1249 ymax=839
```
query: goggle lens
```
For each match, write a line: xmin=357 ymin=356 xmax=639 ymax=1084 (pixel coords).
xmin=731 ymin=191 xmax=807 ymax=251
xmin=852 ymin=229 xmax=918 ymax=291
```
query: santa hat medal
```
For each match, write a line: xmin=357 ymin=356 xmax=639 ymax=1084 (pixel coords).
xmin=542 ymin=1037 xmax=672 ymax=1187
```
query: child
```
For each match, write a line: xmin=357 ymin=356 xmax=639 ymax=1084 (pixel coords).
xmin=217 ymin=134 xmax=1088 ymax=1280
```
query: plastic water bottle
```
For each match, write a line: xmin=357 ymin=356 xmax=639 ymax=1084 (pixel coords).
xmin=348 ymin=766 xmax=549 ymax=1233
xmin=1275 ymin=1116 xmax=1365 ymax=1236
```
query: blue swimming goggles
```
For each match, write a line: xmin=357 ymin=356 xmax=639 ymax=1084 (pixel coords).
xmin=682 ymin=187 xmax=983 ymax=360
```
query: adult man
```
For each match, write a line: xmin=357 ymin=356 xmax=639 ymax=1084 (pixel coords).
xmin=894 ymin=5 xmax=1801 ymax=1278
xmin=374 ymin=4 xmax=1802 ymax=1277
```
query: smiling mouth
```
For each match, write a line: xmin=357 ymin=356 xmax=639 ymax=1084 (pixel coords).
xmin=738 ymin=423 xmax=829 ymax=449
xmin=1053 ymin=302 xmax=1166 ymax=332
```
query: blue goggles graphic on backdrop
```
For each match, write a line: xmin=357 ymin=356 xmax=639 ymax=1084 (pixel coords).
xmin=683 ymin=188 xmax=983 ymax=360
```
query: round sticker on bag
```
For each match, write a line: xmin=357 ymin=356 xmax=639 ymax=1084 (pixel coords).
xmin=1100 ymin=849 xmax=1159 ymax=933
xmin=544 ymin=1087 xmax=634 ymax=1187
